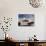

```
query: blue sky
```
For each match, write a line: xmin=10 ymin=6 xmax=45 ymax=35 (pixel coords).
xmin=18 ymin=14 xmax=34 ymax=19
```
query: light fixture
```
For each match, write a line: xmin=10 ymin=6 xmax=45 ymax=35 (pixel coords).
xmin=29 ymin=0 xmax=43 ymax=8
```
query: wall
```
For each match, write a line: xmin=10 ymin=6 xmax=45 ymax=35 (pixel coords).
xmin=0 ymin=0 xmax=46 ymax=40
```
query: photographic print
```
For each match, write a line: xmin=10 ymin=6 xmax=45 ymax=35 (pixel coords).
xmin=18 ymin=14 xmax=35 ymax=26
